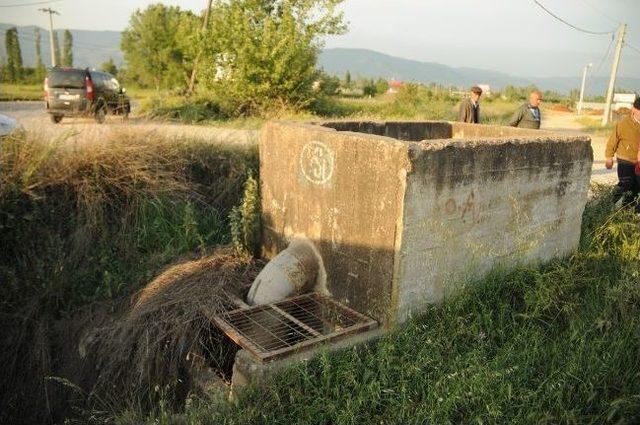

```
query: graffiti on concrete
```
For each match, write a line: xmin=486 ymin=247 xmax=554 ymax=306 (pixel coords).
xmin=300 ymin=141 xmax=334 ymax=185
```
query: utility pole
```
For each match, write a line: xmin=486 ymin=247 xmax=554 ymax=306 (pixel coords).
xmin=39 ymin=7 xmax=59 ymax=67
xmin=577 ymin=63 xmax=592 ymax=115
xmin=187 ymin=0 xmax=214 ymax=95
xmin=602 ymin=23 xmax=626 ymax=126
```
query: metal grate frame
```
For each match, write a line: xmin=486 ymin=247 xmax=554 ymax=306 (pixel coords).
xmin=209 ymin=292 xmax=377 ymax=362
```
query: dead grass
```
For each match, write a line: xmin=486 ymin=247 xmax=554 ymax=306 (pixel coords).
xmin=79 ymin=249 xmax=263 ymax=414
xmin=0 ymin=129 xmax=258 ymax=424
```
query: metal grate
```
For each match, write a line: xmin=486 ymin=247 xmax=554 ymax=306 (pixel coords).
xmin=209 ymin=293 xmax=377 ymax=362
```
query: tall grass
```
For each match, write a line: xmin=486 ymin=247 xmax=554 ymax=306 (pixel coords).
xmin=0 ymin=129 xmax=257 ymax=424
xmin=132 ymin=186 xmax=640 ymax=425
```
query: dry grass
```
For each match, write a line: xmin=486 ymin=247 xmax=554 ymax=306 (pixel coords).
xmin=0 ymin=129 xmax=258 ymax=424
xmin=80 ymin=249 xmax=263 ymax=414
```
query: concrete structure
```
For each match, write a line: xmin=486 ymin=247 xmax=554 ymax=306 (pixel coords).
xmin=259 ymin=121 xmax=593 ymax=326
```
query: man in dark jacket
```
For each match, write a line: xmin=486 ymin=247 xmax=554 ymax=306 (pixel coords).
xmin=458 ymin=86 xmax=483 ymax=123
xmin=509 ymin=90 xmax=543 ymax=129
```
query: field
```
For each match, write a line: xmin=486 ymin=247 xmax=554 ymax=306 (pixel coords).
xmin=1 ymin=83 xmax=637 ymax=424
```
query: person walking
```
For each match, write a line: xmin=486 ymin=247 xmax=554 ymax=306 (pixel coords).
xmin=605 ymin=97 xmax=640 ymax=212
xmin=458 ymin=86 xmax=483 ymax=123
xmin=509 ymin=90 xmax=543 ymax=129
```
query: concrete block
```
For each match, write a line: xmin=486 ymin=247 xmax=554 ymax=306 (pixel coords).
xmin=259 ymin=120 xmax=593 ymax=326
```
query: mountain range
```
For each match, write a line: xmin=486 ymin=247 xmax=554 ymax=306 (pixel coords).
xmin=1 ymin=23 xmax=638 ymax=95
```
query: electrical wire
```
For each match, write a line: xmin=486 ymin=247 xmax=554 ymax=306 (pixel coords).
xmin=594 ymin=33 xmax=615 ymax=73
xmin=579 ymin=0 xmax=620 ymax=25
xmin=0 ymin=0 xmax=62 ymax=7
xmin=532 ymin=0 xmax=615 ymax=35
xmin=624 ymin=42 xmax=640 ymax=56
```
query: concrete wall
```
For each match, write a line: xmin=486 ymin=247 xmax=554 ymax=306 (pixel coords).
xmin=259 ymin=121 xmax=593 ymax=326
xmin=260 ymin=122 xmax=409 ymax=321
xmin=395 ymin=134 xmax=592 ymax=322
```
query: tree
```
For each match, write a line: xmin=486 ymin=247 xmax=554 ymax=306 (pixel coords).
xmin=375 ymin=78 xmax=389 ymax=95
xmin=62 ymin=29 xmax=73 ymax=66
xmin=52 ymin=30 xmax=61 ymax=66
xmin=121 ymin=4 xmax=199 ymax=89
xmin=200 ymin=0 xmax=346 ymax=116
xmin=344 ymin=70 xmax=351 ymax=87
xmin=101 ymin=58 xmax=118 ymax=75
xmin=363 ymin=78 xmax=377 ymax=97
xmin=34 ymin=28 xmax=46 ymax=78
xmin=4 ymin=27 xmax=23 ymax=82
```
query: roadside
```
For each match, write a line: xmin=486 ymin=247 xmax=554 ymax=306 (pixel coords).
xmin=0 ymin=101 xmax=257 ymax=146
xmin=542 ymin=109 xmax=615 ymax=185
xmin=0 ymin=101 xmax=619 ymax=184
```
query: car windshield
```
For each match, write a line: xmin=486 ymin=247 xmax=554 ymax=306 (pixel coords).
xmin=48 ymin=69 xmax=86 ymax=89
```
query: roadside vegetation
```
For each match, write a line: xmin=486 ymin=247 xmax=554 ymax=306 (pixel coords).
xmin=0 ymin=129 xmax=258 ymax=424
xmin=2 ymin=0 xmax=639 ymax=423
xmin=120 ymin=185 xmax=640 ymax=425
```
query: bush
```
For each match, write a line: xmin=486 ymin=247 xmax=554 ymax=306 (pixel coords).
xmin=230 ymin=174 xmax=261 ymax=257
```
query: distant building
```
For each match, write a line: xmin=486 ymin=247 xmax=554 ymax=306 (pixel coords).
xmin=477 ymin=84 xmax=491 ymax=97
xmin=386 ymin=79 xmax=403 ymax=94
xmin=613 ymin=93 xmax=637 ymax=111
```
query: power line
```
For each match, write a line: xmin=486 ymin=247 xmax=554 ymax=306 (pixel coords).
xmin=532 ymin=0 xmax=615 ymax=35
xmin=624 ymin=42 xmax=640 ymax=56
xmin=579 ymin=0 xmax=620 ymax=25
xmin=594 ymin=33 xmax=615 ymax=73
xmin=0 ymin=0 xmax=62 ymax=7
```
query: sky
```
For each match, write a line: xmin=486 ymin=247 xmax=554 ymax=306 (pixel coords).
xmin=1 ymin=0 xmax=639 ymax=78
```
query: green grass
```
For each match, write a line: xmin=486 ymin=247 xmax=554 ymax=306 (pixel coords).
xmin=141 ymin=88 xmax=525 ymax=128
xmin=576 ymin=116 xmax=615 ymax=136
xmin=125 ymin=186 xmax=640 ymax=425
xmin=0 ymin=130 xmax=258 ymax=424
xmin=0 ymin=83 xmax=43 ymax=101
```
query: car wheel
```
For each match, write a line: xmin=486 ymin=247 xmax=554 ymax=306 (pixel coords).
xmin=95 ymin=105 xmax=106 ymax=124
xmin=50 ymin=114 xmax=63 ymax=124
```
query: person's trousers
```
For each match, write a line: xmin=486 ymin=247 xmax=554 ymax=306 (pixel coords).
xmin=614 ymin=160 xmax=640 ymax=212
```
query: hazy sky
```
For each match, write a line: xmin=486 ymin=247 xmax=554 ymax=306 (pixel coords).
xmin=2 ymin=0 xmax=639 ymax=78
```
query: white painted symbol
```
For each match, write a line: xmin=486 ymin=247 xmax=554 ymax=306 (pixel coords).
xmin=300 ymin=141 xmax=334 ymax=185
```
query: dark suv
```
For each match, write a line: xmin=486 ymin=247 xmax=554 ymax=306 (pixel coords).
xmin=44 ymin=67 xmax=130 ymax=124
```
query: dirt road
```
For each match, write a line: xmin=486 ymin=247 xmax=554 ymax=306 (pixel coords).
xmin=541 ymin=110 xmax=615 ymax=185
xmin=0 ymin=101 xmax=257 ymax=146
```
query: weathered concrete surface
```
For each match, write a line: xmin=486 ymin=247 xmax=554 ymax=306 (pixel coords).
xmin=230 ymin=328 xmax=383 ymax=395
xmin=259 ymin=120 xmax=593 ymax=326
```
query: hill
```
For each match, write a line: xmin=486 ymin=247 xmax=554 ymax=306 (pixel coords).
xmin=0 ymin=23 xmax=122 ymax=69
xmin=1 ymin=23 xmax=638 ymax=94
xmin=319 ymin=48 xmax=640 ymax=95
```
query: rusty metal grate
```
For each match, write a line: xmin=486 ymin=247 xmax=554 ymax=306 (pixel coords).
xmin=210 ymin=292 xmax=377 ymax=362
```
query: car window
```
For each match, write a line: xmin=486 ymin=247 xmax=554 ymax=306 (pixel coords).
xmin=48 ymin=69 xmax=86 ymax=89
xmin=110 ymin=78 xmax=120 ymax=91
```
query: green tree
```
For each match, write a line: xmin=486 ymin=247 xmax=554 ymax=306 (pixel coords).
xmin=62 ymin=29 xmax=73 ymax=66
xmin=375 ymin=77 xmax=389 ymax=95
xmin=34 ymin=28 xmax=46 ymax=78
xmin=344 ymin=70 xmax=351 ymax=87
xmin=363 ymin=78 xmax=377 ymax=97
xmin=199 ymin=0 xmax=346 ymax=116
xmin=4 ymin=27 xmax=23 ymax=82
xmin=100 ymin=58 xmax=118 ymax=75
xmin=121 ymin=4 xmax=199 ymax=89
xmin=52 ymin=30 xmax=61 ymax=66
